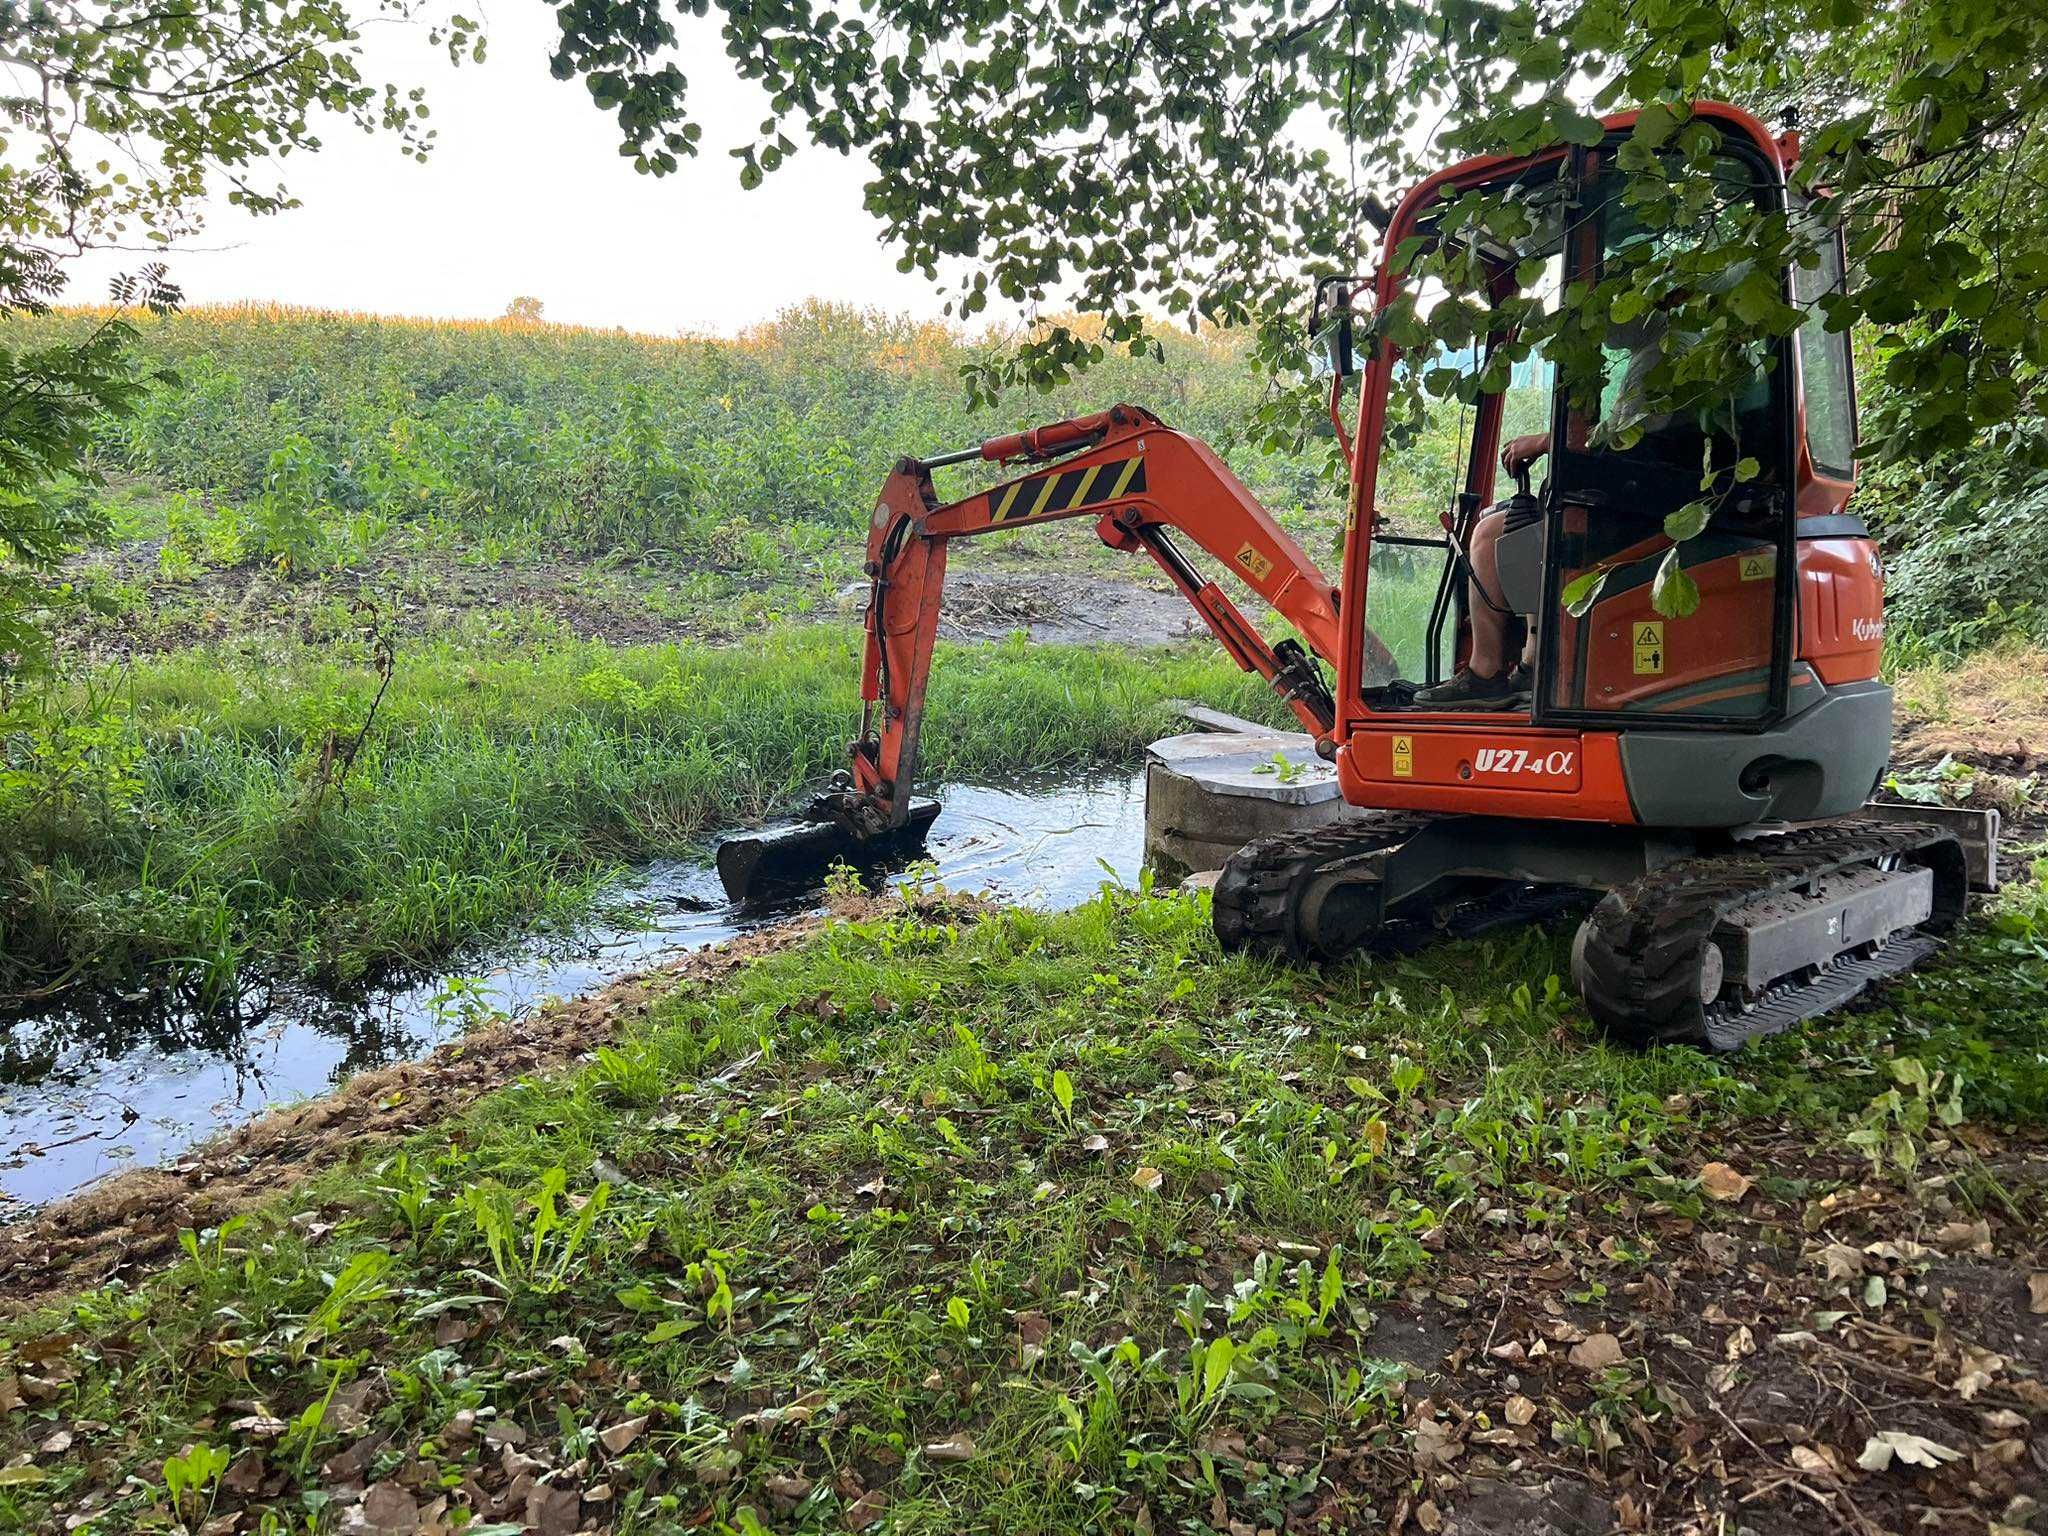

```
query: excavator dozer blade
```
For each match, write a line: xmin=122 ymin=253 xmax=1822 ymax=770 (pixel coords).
xmin=715 ymin=799 xmax=942 ymax=906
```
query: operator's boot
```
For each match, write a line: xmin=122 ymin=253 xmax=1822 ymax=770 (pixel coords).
xmin=1414 ymin=666 xmax=1520 ymax=708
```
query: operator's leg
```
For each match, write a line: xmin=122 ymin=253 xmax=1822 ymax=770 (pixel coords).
xmin=1465 ymin=508 xmax=1511 ymax=676
xmin=1415 ymin=507 xmax=1521 ymax=707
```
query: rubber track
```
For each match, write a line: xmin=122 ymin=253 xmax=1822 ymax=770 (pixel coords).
xmin=1212 ymin=812 xmax=1595 ymax=962
xmin=1576 ymin=818 xmax=1966 ymax=1052
xmin=1212 ymin=814 xmax=1435 ymax=961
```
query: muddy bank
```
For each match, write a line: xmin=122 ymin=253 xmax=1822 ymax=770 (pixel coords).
xmin=0 ymin=896 xmax=981 ymax=1313
xmin=58 ymin=536 xmax=1201 ymax=661
xmin=927 ymin=570 xmax=1204 ymax=646
xmin=2 ymin=770 xmax=1151 ymax=1213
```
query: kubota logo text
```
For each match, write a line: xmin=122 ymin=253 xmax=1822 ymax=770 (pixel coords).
xmin=1473 ymin=746 xmax=1577 ymax=777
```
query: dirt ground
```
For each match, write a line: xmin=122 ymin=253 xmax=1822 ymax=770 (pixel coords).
xmin=59 ymin=519 xmax=1206 ymax=661
xmin=1891 ymin=644 xmax=2048 ymax=874
xmin=930 ymin=569 xmax=1205 ymax=645
xmin=1352 ymin=1127 xmax=2048 ymax=1536
xmin=1894 ymin=644 xmax=2048 ymax=776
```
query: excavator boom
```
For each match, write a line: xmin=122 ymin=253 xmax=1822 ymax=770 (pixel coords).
xmin=715 ymin=403 xmax=1372 ymax=901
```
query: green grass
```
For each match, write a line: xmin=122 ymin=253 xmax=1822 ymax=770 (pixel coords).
xmin=2 ymin=874 xmax=2043 ymax=1534
xmin=0 ymin=629 xmax=1289 ymax=1005
xmin=35 ymin=302 xmax=1558 ymax=665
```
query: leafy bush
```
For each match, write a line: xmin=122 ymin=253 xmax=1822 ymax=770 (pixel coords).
xmin=1875 ymin=419 xmax=2048 ymax=658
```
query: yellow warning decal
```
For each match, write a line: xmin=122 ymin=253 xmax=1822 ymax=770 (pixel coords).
xmin=987 ymin=455 xmax=1146 ymax=524
xmin=1738 ymin=548 xmax=1776 ymax=582
xmin=1632 ymin=621 xmax=1665 ymax=676
xmin=1391 ymin=734 xmax=1414 ymax=778
xmin=1234 ymin=542 xmax=1275 ymax=582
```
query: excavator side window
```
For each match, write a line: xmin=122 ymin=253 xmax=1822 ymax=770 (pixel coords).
xmin=1794 ymin=228 xmax=1856 ymax=478
xmin=1534 ymin=141 xmax=1795 ymax=729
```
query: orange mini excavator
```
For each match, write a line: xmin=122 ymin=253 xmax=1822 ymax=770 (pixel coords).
xmin=717 ymin=101 xmax=1977 ymax=1051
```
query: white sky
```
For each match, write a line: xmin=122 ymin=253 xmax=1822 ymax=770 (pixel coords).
xmin=70 ymin=3 xmax=950 ymax=335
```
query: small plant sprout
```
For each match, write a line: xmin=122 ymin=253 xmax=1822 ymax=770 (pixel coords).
xmin=1049 ymin=1067 xmax=1076 ymax=1129
xmin=177 ymin=1213 xmax=251 ymax=1277
xmin=821 ymin=858 xmax=866 ymax=904
xmin=290 ymin=1250 xmax=396 ymax=1361
xmin=161 ymin=1442 xmax=231 ymax=1522
xmin=1388 ymin=1054 xmax=1427 ymax=1101
xmin=946 ymin=1295 xmax=972 ymax=1332
xmin=427 ymin=973 xmax=497 ymax=1031
xmin=1847 ymin=1056 xmax=1966 ymax=1179
xmin=1252 ymin=752 xmax=1306 ymax=784
xmin=462 ymin=1167 xmax=613 ymax=1295
xmin=1175 ymin=1282 xmax=1210 ymax=1342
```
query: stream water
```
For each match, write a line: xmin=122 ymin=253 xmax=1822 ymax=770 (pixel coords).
xmin=0 ymin=768 xmax=1149 ymax=1212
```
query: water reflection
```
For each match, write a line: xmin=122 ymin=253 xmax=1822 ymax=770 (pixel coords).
xmin=1 ymin=769 xmax=1148 ymax=1210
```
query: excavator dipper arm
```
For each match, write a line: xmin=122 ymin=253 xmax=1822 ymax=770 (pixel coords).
xmin=713 ymin=402 xmax=1381 ymax=901
xmin=841 ymin=403 xmax=1365 ymax=835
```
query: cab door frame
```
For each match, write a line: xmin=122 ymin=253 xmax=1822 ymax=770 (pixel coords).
xmin=1528 ymin=131 xmax=1803 ymax=736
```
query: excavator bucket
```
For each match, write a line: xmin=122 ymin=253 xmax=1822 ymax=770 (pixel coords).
xmin=715 ymin=799 xmax=942 ymax=906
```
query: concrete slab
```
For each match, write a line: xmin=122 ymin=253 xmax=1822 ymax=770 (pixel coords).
xmin=1172 ymin=703 xmax=1272 ymax=736
xmin=1144 ymin=730 xmax=1358 ymax=881
xmin=1146 ymin=730 xmax=1341 ymax=806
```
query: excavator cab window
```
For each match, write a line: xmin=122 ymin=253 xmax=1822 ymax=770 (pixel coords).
xmin=1359 ymin=176 xmax=1566 ymax=702
xmin=1532 ymin=140 xmax=1796 ymax=729
xmin=1793 ymin=224 xmax=1856 ymax=478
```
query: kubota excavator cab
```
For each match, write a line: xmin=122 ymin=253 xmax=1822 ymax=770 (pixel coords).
xmin=1316 ymin=103 xmax=1888 ymax=833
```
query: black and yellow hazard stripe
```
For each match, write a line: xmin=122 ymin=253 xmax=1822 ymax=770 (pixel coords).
xmin=987 ymin=454 xmax=1147 ymax=524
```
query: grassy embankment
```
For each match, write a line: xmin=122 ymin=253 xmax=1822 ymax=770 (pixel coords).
xmin=0 ymin=628 xmax=1289 ymax=1007
xmin=31 ymin=302 xmax=1370 ymax=652
xmin=1 ymin=875 xmax=2044 ymax=1534
xmin=23 ymin=301 xmax=1515 ymax=660
xmin=7 ymin=302 xmax=1399 ymax=1006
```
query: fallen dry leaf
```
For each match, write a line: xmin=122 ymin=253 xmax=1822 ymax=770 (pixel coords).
xmin=923 ymin=1433 xmax=977 ymax=1462
xmin=1698 ymin=1162 xmax=1752 ymax=1202
xmin=1568 ymin=1332 xmax=1626 ymax=1372
xmin=1856 ymin=1430 xmax=1961 ymax=1473
xmin=1504 ymin=1394 xmax=1538 ymax=1427
xmin=1411 ymin=1415 xmax=1461 ymax=1468
xmin=598 ymin=1415 xmax=647 ymax=1455
xmin=1131 ymin=1166 xmax=1164 ymax=1192
xmin=526 ymin=1482 xmax=584 ymax=1536
xmin=222 ymin=1450 xmax=266 ymax=1496
xmin=359 ymin=1481 xmax=420 ymax=1534
xmin=2029 ymin=1272 xmax=2048 ymax=1315
xmin=1980 ymin=1438 xmax=2028 ymax=1467
xmin=1790 ymin=1444 xmax=1838 ymax=1479
xmin=1697 ymin=1232 xmax=1740 ymax=1270
xmin=1955 ymin=1346 xmax=2007 ymax=1401
xmin=1931 ymin=1219 xmax=1991 ymax=1254
xmin=845 ymin=1490 xmax=888 ymax=1530
xmin=1817 ymin=1242 xmax=1864 ymax=1281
